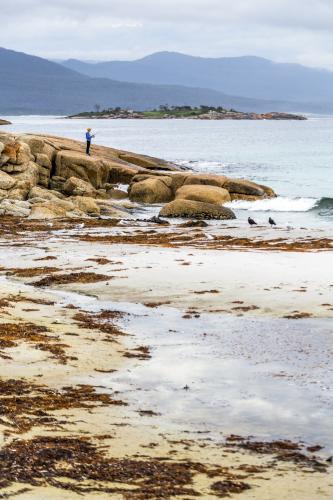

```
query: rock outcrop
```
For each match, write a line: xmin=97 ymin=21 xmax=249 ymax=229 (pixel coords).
xmin=223 ymin=179 xmax=265 ymax=197
xmin=175 ymin=184 xmax=231 ymax=205
xmin=159 ymin=199 xmax=236 ymax=220
xmin=63 ymin=177 xmax=97 ymax=197
xmin=129 ymin=176 xmax=173 ymax=204
xmin=183 ymin=174 xmax=228 ymax=189
xmin=0 ymin=131 xmax=276 ymax=220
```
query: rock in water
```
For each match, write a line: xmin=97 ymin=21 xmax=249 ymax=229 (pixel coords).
xmin=183 ymin=173 xmax=228 ymax=188
xmin=223 ymin=179 xmax=265 ymax=197
xmin=175 ymin=184 xmax=231 ymax=205
xmin=159 ymin=199 xmax=236 ymax=220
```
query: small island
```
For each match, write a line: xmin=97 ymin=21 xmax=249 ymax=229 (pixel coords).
xmin=67 ymin=105 xmax=307 ymax=121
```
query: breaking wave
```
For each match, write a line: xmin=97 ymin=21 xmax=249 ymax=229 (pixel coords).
xmin=226 ymin=197 xmax=333 ymax=215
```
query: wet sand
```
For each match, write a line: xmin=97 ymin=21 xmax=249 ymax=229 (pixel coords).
xmin=0 ymin=217 xmax=332 ymax=498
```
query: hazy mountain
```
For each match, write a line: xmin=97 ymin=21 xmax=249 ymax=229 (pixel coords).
xmin=0 ymin=47 xmax=305 ymax=115
xmin=1 ymin=47 xmax=330 ymax=115
xmin=62 ymin=51 xmax=333 ymax=104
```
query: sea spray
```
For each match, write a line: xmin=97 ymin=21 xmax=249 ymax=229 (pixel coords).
xmin=226 ymin=197 xmax=320 ymax=212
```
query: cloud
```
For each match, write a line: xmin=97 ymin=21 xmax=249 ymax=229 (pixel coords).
xmin=2 ymin=0 xmax=333 ymax=67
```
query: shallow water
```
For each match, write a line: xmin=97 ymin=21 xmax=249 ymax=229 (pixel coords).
xmin=66 ymin=296 xmax=333 ymax=453
xmin=121 ymin=309 xmax=333 ymax=449
xmin=2 ymin=114 xmax=333 ymax=228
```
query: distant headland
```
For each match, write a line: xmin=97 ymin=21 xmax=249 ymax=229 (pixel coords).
xmin=67 ymin=106 xmax=307 ymax=121
xmin=0 ymin=119 xmax=11 ymax=126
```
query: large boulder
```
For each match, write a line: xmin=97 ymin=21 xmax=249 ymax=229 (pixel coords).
xmin=7 ymin=162 xmax=39 ymax=200
xmin=29 ymin=199 xmax=77 ymax=219
xmin=49 ymin=176 xmax=66 ymax=192
xmin=71 ymin=196 xmax=100 ymax=215
xmin=130 ymin=172 xmax=189 ymax=194
xmin=230 ymin=194 xmax=262 ymax=201
xmin=55 ymin=151 xmax=109 ymax=188
xmin=0 ymin=199 xmax=31 ymax=217
xmin=1 ymin=142 xmax=32 ymax=166
xmin=223 ymin=179 xmax=265 ymax=197
xmin=119 ymin=153 xmax=164 ymax=170
xmin=28 ymin=186 xmax=64 ymax=201
xmin=0 ymin=189 xmax=8 ymax=201
xmin=183 ymin=173 xmax=228 ymax=189
xmin=109 ymin=164 xmax=140 ymax=184
xmin=18 ymin=136 xmax=45 ymax=156
xmin=259 ymin=184 xmax=276 ymax=198
xmin=107 ymin=188 xmax=128 ymax=200
xmin=129 ymin=177 xmax=173 ymax=204
xmin=96 ymin=200 xmax=131 ymax=218
xmin=175 ymin=184 xmax=231 ymax=205
xmin=63 ymin=176 xmax=96 ymax=197
xmin=0 ymin=171 xmax=16 ymax=190
xmin=159 ymin=199 xmax=236 ymax=220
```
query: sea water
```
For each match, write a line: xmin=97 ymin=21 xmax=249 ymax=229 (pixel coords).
xmin=2 ymin=115 xmax=333 ymax=228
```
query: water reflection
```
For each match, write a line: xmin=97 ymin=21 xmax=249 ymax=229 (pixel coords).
xmin=112 ymin=307 xmax=333 ymax=449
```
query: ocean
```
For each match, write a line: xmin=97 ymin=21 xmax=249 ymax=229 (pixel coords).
xmin=2 ymin=115 xmax=333 ymax=229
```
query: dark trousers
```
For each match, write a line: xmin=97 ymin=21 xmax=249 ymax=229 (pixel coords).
xmin=86 ymin=141 xmax=91 ymax=155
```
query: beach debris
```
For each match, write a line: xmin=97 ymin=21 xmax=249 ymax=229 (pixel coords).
xmin=32 ymin=272 xmax=110 ymax=287
xmin=0 ymin=378 xmax=125 ymax=434
xmin=179 ymin=220 xmax=208 ymax=227
xmin=211 ymin=480 xmax=251 ymax=497
xmin=0 ymin=322 xmax=70 ymax=364
xmin=145 ymin=215 xmax=170 ymax=225
xmin=0 ymin=435 xmax=204 ymax=496
xmin=73 ymin=310 xmax=127 ymax=340
xmin=124 ymin=346 xmax=151 ymax=360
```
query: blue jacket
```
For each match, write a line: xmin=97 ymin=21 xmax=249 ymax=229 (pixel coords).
xmin=86 ymin=132 xmax=93 ymax=142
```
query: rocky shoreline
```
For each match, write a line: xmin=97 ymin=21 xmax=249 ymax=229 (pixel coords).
xmin=0 ymin=119 xmax=11 ymax=126
xmin=0 ymin=130 xmax=332 ymax=499
xmin=0 ymin=131 xmax=276 ymax=220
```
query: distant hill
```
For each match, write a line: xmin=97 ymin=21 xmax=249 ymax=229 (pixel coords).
xmin=62 ymin=51 xmax=333 ymax=104
xmin=0 ymin=47 xmax=301 ymax=115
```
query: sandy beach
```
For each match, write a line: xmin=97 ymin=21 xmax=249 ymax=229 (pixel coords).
xmin=0 ymin=216 xmax=332 ymax=498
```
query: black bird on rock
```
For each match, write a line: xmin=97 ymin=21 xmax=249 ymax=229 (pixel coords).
xmin=248 ymin=217 xmax=257 ymax=226
xmin=269 ymin=217 xmax=277 ymax=227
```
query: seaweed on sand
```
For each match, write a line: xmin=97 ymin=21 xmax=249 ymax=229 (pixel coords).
xmin=73 ymin=310 xmax=127 ymax=340
xmin=0 ymin=378 xmax=125 ymax=435
xmin=211 ymin=480 xmax=251 ymax=497
xmin=33 ymin=272 xmax=110 ymax=287
xmin=0 ymin=436 xmax=203 ymax=497
xmin=5 ymin=267 xmax=60 ymax=278
xmin=79 ymin=231 xmax=333 ymax=252
xmin=0 ymin=322 xmax=70 ymax=363
xmin=226 ymin=438 xmax=327 ymax=471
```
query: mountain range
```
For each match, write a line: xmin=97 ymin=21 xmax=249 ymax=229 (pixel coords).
xmin=62 ymin=52 xmax=333 ymax=104
xmin=1 ymin=47 xmax=333 ymax=115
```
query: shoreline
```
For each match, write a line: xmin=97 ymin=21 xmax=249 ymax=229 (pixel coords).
xmin=0 ymin=131 xmax=332 ymax=497
xmin=0 ymin=219 xmax=332 ymax=497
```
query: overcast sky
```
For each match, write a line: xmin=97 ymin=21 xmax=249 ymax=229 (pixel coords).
xmin=2 ymin=0 xmax=333 ymax=68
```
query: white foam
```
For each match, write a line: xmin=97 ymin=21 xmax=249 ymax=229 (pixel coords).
xmin=226 ymin=197 xmax=319 ymax=212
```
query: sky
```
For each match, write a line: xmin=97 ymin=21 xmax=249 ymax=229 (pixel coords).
xmin=2 ymin=0 xmax=333 ymax=68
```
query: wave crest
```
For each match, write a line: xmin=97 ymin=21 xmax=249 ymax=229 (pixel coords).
xmin=226 ymin=197 xmax=321 ymax=213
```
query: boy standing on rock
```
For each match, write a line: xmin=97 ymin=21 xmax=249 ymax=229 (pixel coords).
xmin=85 ymin=128 xmax=94 ymax=155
